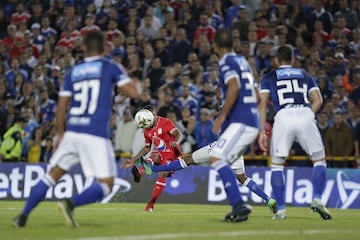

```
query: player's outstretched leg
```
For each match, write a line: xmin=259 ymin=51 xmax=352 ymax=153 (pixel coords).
xmin=58 ymin=199 xmax=78 ymax=227
xmin=241 ymin=176 xmax=277 ymax=214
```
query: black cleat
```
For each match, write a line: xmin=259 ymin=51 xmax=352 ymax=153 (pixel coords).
xmin=12 ymin=214 xmax=28 ymax=228
xmin=131 ymin=165 xmax=144 ymax=183
xmin=224 ymin=203 xmax=252 ymax=223
xmin=58 ymin=198 xmax=78 ymax=227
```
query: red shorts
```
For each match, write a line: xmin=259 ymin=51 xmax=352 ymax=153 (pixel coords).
xmin=152 ymin=146 xmax=182 ymax=165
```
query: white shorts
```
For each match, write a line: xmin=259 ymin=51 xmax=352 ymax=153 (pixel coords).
xmin=271 ymin=107 xmax=324 ymax=158
xmin=192 ymin=142 xmax=246 ymax=174
xmin=49 ymin=131 xmax=117 ymax=178
xmin=209 ymin=123 xmax=259 ymax=165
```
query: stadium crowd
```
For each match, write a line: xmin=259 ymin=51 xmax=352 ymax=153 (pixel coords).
xmin=0 ymin=0 xmax=360 ymax=168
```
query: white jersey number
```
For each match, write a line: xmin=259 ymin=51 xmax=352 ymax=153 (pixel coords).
xmin=277 ymin=79 xmax=308 ymax=105
xmin=241 ymin=72 xmax=257 ymax=103
xmin=70 ymin=79 xmax=100 ymax=115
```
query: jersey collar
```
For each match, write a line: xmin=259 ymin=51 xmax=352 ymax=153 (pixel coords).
xmin=278 ymin=65 xmax=292 ymax=68
xmin=84 ymin=56 xmax=103 ymax=62
xmin=219 ymin=52 xmax=237 ymax=62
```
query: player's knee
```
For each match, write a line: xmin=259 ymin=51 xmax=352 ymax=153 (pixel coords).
xmin=150 ymin=152 xmax=161 ymax=165
xmin=97 ymin=178 xmax=113 ymax=196
xmin=271 ymin=156 xmax=286 ymax=165
xmin=310 ymin=150 xmax=326 ymax=163
xmin=184 ymin=155 xmax=195 ymax=165
xmin=49 ymin=166 xmax=66 ymax=181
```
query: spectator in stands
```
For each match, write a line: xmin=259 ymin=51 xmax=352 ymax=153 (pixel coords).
xmin=0 ymin=116 xmax=26 ymax=162
xmin=137 ymin=13 xmax=158 ymax=40
xmin=334 ymin=0 xmax=358 ymax=30
xmin=114 ymin=108 xmax=138 ymax=156
xmin=158 ymin=86 xmax=182 ymax=120
xmin=193 ymin=12 xmax=216 ymax=49
xmin=147 ymin=57 xmax=165 ymax=95
xmin=307 ymin=0 xmax=333 ymax=33
xmin=194 ymin=107 xmax=217 ymax=149
xmin=41 ymin=137 xmax=53 ymax=163
xmin=27 ymin=126 xmax=43 ymax=163
xmin=325 ymin=111 xmax=354 ymax=168
xmin=38 ymin=88 xmax=57 ymax=127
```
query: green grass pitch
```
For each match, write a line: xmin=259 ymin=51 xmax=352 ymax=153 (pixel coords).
xmin=1 ymin=201 xmax=359 ymax=240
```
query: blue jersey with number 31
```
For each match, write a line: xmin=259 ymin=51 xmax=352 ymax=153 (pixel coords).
xmin=218 ymin=53 xmax=259 ymax=130
xmin=260 ymin=66 xmax=319 ymax=113
xmin=60 ymin=56 xmax=131 ymax=138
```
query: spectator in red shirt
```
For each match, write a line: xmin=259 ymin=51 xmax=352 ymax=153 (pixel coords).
xmin=193 ymin=12 xmax=216 ymax=49
xmin=11 ymin=2 xmax=31 ymax=26
xmin=3 ymin=25 xmax=25 ymax=59
xmin=80 ymin=14 xmax=100 ymax=36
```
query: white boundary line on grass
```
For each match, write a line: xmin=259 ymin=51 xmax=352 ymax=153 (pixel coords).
xmin=74 ymin=230 xmax=358 ymax=240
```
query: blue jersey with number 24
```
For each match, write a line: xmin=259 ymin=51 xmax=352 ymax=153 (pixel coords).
xmin=260 ymin=66 xmax=319 ymax=113
xmin=218 ymin=52 xmax=259 ymax=130
xmin=60 ymin=56 xmax=130 ymax=138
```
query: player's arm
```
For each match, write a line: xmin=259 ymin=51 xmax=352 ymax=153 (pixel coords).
xmin=212 ymin=77 xmax=239 ymax=134
xmin=258 ymin=91 xmax=270 ymax=152
xmin=309 ymin=89 xmax=323 ymax=113
xmin=54 ymin=96 xmax=71 ymax=149
xmin=121 ymin=145 xmax=151 ymax=168
xmin=170 ymin=128 xmax=183 ymax=147
xmin=118 ymin=81 xmax=138 ymax=99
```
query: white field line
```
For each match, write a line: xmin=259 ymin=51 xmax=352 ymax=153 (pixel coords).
xmin=73 ymin=230 xmax=359 ymax=240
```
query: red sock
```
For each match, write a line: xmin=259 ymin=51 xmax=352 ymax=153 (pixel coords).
xmin=149 ymin=177 xmax=166 ymax=204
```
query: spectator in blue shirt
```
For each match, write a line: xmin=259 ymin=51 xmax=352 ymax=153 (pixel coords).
xmin=194 ymin=107 xmax=217 ymax=148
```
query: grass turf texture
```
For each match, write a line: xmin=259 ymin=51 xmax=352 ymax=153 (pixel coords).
xmin=1 ymin=201 xmax=359 ymax=240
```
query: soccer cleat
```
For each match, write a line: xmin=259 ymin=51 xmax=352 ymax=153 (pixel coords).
xmin=12 ymin=213 xmax=28 ymax=228
xmin=57 ymin=199 xmax=78 ymax=227
xmin=267 ymin=198 xmax=278 ymax=214
xmin=310 ymin=200 xmax=333 ymax=220
xmin=144 ymin=203 xmax=154 ymax=212
xmin=140 ymin=159 xmax=153 ymax=175
xmin=131 ymin=165 xmax=145 ymax=183
xmin=272 ymin=210 xmax=287 ymax=220
xmin=223 ymin=203 xmax=252 ymax=222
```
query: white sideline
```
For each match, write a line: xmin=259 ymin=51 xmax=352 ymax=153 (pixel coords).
xmin=74 ymin=229 xmax=358 ymax=240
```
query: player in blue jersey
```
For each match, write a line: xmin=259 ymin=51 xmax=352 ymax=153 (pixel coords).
xmin=12 ymin=31 xmax=139 ymax=228
xmin=206 ymin=28 xmax=259 ymax=222
xmin=258 ymin=45 xmax=333 ymax=220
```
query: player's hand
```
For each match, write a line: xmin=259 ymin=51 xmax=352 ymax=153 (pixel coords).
xmin=212 ymin=114 xmax=225 ymax=134
xmin=121 ymin=159 xmax=135 ymax=169
xmin=170 ymin=141 xmax=177 ymax=148
xmin=258 ymin=131 xmax=268 ymax=152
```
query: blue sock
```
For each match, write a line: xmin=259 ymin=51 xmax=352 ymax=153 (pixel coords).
xmin=245 ymin=178 xmax=270 ymax=203
xmin=151 ymin=160 xmax=186 ymax=172
xmin=23 ymin=179 xmax=51 ymax=216
xmin=312 ymin=164 xmax=326 ymax=199
xmin=212 ymin=160 xmax=243 ymax=207
xmin=72 ymin=179 xmax=105 ymax=207
xmin=271 ymin=170 xmax=285 ymax=211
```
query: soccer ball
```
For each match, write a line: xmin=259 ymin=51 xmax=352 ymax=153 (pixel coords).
xmin=135 ymin=109 xmax=154 ymax=129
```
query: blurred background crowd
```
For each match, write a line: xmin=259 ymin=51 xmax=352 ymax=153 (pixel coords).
xmin=0 ymin=0 xmax=360 ymax=168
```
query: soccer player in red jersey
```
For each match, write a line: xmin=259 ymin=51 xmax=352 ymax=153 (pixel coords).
xmin=122 ymin=106 xmax=185 ymax=212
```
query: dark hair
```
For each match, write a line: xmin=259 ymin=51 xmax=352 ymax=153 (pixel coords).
xmin=276 ymin=45 xmax=293 ymax=63
xmin=142 ymin=105 xmax=156 ymax=113
xmin=84 ymin=31 xmax=105 ymax=54
xmin=214 ymin=28 xmax=233 ymax=49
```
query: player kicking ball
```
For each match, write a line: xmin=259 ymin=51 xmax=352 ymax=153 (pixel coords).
xmin=130 ymin=142 xmax=278 ymax=215
xmin=122 ymin=107 xmax=185 ymax=212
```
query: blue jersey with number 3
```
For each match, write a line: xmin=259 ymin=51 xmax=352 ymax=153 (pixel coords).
xmin=218 ymin=53 xmax=259 ymax=130
xmin=60 ymin=56 xmax=131 ymax=138
xmin=260 ymin=66 xmax=319 ymax=113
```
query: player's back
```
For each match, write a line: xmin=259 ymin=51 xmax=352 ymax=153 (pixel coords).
xmin=63 ymin=57 xmax=128 ymax=138
xmin=218 ymin=53 xmax=259 ymax=129
xmin=261 ymin=66 xmax=319 ymax=113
